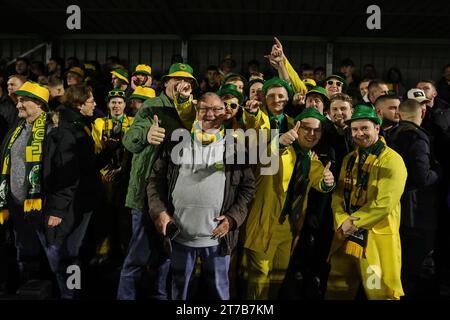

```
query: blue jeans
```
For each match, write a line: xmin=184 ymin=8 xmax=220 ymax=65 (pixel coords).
xmin=171 ymin=241 xmax=230 ymax=300
xmin=11 ymin=206 xmax=92 ymax=299
xmin=117 ymin=209 xmax=170 ymax=300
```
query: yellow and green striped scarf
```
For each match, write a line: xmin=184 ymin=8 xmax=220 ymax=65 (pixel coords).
xmin=342 ymin=137 xmax=386 ymax=258
xmin=0 ymin=112 xmax=47 ymax=223
xmin=191 ymin=120 xmax=225 ymax=145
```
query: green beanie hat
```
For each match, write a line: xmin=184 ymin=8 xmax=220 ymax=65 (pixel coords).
xmin=345 ymin=104 xmax=382 ymax=125
xmin=305 ymin=86 xmax=330 ymax=108
xmin=217 ymin=83 xmax=245 ymax=105
xmin=105 ymin=88 xmax=126 ymax=103
xmin=262 ymin=77 xmax=294 ymax=100
xmin=111 ymin=67 xmax=129 ymax=84
xmin=294 ymin=107 xmax=327 ymax=123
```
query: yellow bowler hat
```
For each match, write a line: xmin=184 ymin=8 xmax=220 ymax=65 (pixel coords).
xmin=130 ymin=86 xmax=156 ymax=101
xmin=133 ymin=64 xmax=152 ymax=76
xmin=15 ymin=81 xmax=50 ymax=106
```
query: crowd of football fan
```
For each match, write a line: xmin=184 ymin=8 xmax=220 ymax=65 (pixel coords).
xmin=1 ymin=37 xmax=450 ymax=300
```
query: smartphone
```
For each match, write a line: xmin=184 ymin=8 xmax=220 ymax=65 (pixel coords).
xmin=166 ymin=222 xmax=180 ymax=240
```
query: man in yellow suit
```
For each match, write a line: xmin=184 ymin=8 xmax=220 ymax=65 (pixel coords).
xmin=242 ymin=78 xmax=335 ymax=299
xmin=326 ymin=104 xmax=407 ymax=300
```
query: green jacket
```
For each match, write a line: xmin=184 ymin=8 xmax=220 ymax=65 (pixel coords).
xmin=122 ymin=92 xmax=195 ymax=212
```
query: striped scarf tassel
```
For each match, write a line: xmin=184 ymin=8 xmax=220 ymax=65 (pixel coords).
xmin=0 ymin=209 xmax=9 ymax=225
xmin=343 ymin=240 xmax=364 ymax=259
xmin=24 ymin=198 xmax=42 ymax=213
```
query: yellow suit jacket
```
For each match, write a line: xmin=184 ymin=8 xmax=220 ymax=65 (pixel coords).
xmin=242 ymin=107 xmax=329 ymax=253
xmin=331 ymin=143 xmax=407 ymax=299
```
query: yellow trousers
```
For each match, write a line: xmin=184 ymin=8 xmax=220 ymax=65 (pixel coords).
xmin=326 ymin=244 xmax=398 ymax=300
xmin=244 ymin=220 xmax=293 ymax=300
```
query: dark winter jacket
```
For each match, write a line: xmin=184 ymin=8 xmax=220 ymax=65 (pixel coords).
xmin=147 ymin=137 xmax=255 ymax=256
xmin=56 ymin=105 xmax=102 ymax=216
xmin=389 ymin=120 xmax=441 ymax=230
xmin=0 ymin=95 xmax=18 ymax=129
xmin=0 ymin=107 xmax=98 ymax=242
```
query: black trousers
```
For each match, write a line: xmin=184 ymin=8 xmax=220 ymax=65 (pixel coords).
xmin=400 ymin=226 xmax=437 ymax=299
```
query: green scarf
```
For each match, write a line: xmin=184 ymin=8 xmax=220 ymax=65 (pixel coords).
xmin=342 ymin=137 xmax=386 ymax=258
xmin=281 ymin=143 xmax=311 ymax=230
xmin=0 ymin=112 xmax=48 ymax=219
xmin=269 ymin=112 xmax=288 ymax=134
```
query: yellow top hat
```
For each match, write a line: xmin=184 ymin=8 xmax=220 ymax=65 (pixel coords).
xmin=133 ymin=64 xmax=152 ymax=76
xmin=130 ymin=86 xmax=156 ymax=101
xmin=15 ymin=81 xmax=49 ymax=106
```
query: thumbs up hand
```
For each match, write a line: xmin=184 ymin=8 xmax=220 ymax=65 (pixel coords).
xmin=279 ymin=121 xmax=301 ymax=146
xmin=322 ymin=162 xmax=335 ymax=187
xmin=147 ymin=114 xmax=166 ymax=145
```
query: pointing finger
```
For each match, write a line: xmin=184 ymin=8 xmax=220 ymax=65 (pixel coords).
xmin=274 ymin=36 xmax=282 ymax=48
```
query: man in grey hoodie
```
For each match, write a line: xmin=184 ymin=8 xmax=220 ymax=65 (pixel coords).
xmin=147 ymin=92 xmax=255 ymax=300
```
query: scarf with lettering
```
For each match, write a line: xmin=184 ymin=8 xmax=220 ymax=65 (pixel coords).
xmin=0 ymin=112 xmax=47 ymax=223
xmin=101 ymin=114 xmax=132 ymax=140
xmin=342 ymin=137 xmax=386 ymax=258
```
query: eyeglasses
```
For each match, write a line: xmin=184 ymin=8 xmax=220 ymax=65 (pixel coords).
xmin=299 ymin=124 xmax=321 ymax=135
xmin=327 ymin=80 xmax=343 ymax=87
xmin=224 ymin=101 xmax=240 ymax=110
xmin=108 ymin=90 xmax=126 ymax=98
xmin=197 ymin=106 xmax=225 ymax=114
